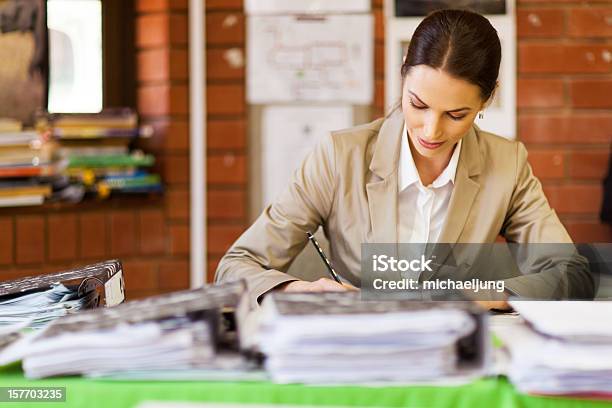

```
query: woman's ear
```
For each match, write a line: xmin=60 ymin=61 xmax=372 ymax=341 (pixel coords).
xmin=483 ymin=81 xmax=499 ymax=110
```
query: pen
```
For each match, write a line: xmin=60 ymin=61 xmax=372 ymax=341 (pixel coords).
xmin=306 ymin=231 xmax=343 ymax=284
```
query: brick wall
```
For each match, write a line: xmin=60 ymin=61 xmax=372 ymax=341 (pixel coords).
xmin=0 ymin=0 xmax=192 ymax=298
xmin=205 ymin=0 xmax=248 ymax=281
xmin=516 ymin=0 xmax=611 ymax=242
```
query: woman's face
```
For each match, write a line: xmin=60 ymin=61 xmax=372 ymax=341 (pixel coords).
xmin=401 ymin=65 xmax=486 ymax=160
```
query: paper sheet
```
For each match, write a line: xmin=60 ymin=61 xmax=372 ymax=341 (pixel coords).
xmin=247 ymin=15 xmax=373 ymax=103
xmin=261 ymin=105 xmax=352 ymax=206
xmin=245 ymin=0 xmax=370 ymax=14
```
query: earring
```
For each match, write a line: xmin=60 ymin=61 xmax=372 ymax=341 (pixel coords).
xmin=478 ymin=111 xmax=484 ymax=119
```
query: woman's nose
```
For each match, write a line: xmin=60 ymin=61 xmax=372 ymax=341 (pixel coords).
xmin=423 ymin=116 xmax=443 ymax=141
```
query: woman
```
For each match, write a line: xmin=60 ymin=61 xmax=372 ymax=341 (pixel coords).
xmin=215 ymin=9 xmax=594 ymax=308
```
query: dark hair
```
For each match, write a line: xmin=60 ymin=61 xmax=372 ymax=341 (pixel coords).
xmin=401 ymin=9 xmax=501 ymax=102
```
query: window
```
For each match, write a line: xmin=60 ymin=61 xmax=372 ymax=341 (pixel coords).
xmin=47 ymin=0 xmax=103 ymax=113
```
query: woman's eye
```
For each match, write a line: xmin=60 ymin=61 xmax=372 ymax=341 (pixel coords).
xmin=448 ymin=114 xmax=466 ymax=121
xmin=409 ymin=100 xmax=427 ymax=110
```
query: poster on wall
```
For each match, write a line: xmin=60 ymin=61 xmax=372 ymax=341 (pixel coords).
xmin=247 ymin=15 xmax=373 ymax=104
xmin=245 ymin=0 xmax=370 ymax=15
xmin=0 ymin=0 xmax=47 ymax=125
xmin=261 ymin=105 xmax=352 ymax=207
xmin=395 ymin=0 xmax=506 ymax=16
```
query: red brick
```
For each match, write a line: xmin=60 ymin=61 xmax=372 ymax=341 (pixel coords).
xmin=374 ymin=78 xmax=385 ymax=112
xmin=517 ymin=9 xmax=565 ymax=38
xmin=165 ymin=188 xmax=190 ymax=220
xmin=208 ymin=190 xmax=246 ymax=220
xmin=207 ymin=225 xmax=245 ymax=254
xmin=207 ymin=153 xmax=247 ymax=185
xmin=136 ymin=0 xmax=187 ymax=12
xmin=375 ymin=41 xmax=384 ymax=78
xmin=526 ymin=150 xmax=565 ymax=179
xmin=136 ymin=13 xmax=187 ymax=48
xmin=109 ymin=212 xmax=136 ymax=256
xmin=206 ymin=12 xmax=244 ymax=45
xmin=138 ymin=84 xmax=188 ymax=116
xmin=206 ymin=0 xmax=242 ymax=10
xmin=122 ymin=260 xmax=158 ymax=291
xmin=47 ymin=214 xmax=77 ymax=262
xmin=136 ymin=14 xmax=169 ymax=48
xmin=138 ymin=48 xmax=187 ymax=82
xmin=374 ymin=8 xmax=384 ymax=42
xmin=161 ymin=153 xmax=190 ymax=184
xmin=519 ymin=44 xmax=611 ymax=74
xmin=169 ymin=14 xmax=189 ymax=45
xmin=138 ymin=84 xmax=169 ymax=115
xmin=158 ymin=259 xmax=190 ymax=290
xmin=16 ymin=216 xmax=44 ymax=265
xmin=517 ymin=78 xmax=565 ymax=108
xmin=207 ymin=255 xmax=222 ymax=283
xmin=568 ymin=150 xmax=611 ymax=179
xmin=0 ymin=217 xmax=13 ymax=264
xmin=169 ymin=224 xmax=190 ymax=255
xmin=207 ymin=48 xmax=245 ymax=80
xmin=79 ymin=213 xmax=107 ymax=259
xmin=570 ymin=80 xmax=612 ymax=109
xmin=568 ymin=7 xmax=612 ymax=38
xmin=564 ymin=222 xmax=612 ymax=243
xmin=519 ymin=114 xmax=612 ymax=144
xmin=543 ymin=185 xmax=603 ymax=214
xmin=207 ymin=119 xmax=246 ymax=150
xmin=144 ymin=118 xmax=189 ymax=152
xmin=139 ymin=210 xmax=166 ymax=255
xmin=207 ymin=85 xmax=245 ymax=116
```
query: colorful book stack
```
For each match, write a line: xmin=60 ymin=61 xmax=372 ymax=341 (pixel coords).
xmin=0 ymin=118 xmax=55 ymax=207
xmin=38 ymin=108 xmax=161 ymax=199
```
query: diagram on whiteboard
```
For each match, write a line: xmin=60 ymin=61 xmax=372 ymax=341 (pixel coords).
xmin=247 ymin=15 xmax=373 ymax=104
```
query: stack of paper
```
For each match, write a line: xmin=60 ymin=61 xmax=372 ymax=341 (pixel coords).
xmin=242 ymin=292 xmax=489 ymax=384
xmin=0 ymin=284 xmax=98 ymax=329
xmin=0 ymin=281 xmax=248 ymax=379
xmin=496 ymin=301 xmax=612 ymax=397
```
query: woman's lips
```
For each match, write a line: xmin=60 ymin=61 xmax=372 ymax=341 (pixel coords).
xmin=418 ymin=137 xmax=444 ymax=150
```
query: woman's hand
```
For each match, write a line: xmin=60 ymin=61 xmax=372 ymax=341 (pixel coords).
xmin=473 ymin=300 xmax=511 ymax=311
xmin=279 ymin=278 xmax=359 ymax=293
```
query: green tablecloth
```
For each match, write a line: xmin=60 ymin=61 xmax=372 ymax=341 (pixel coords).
xmin=1 ymin=364 xmax=611 ymax=408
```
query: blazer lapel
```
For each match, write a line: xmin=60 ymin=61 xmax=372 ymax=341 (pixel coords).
xmin=365 ymin=111 xmax=403 ymax=243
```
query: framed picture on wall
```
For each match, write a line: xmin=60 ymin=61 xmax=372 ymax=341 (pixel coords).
xmin=0 ymin=0 xmax=47 ymax=125
xmin=384 ymin=0 xmax=516 ymax=139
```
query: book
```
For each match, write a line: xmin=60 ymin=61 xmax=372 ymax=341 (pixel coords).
xmin=495 ymin=301 xmax=612 ymax=397
xmin=240 ymin=291 xmax=490 ymax=384
xmin=0 ymin=281 xmax=250 ymax=379
xmin=0 ymin=259 xmax=125 ymax=309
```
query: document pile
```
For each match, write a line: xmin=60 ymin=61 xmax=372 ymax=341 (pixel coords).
xmin=0 ymin=260 xmax=124 ymax=329
xmin=0 ymin=284 xmax=97 ymax=329
xmin=497 ymin=301 xmax=612 ymax=397
xmin=241 ymin=292 xmax=489 ymax=384
xmin=0 ymin=281 xmax=247 ymax=379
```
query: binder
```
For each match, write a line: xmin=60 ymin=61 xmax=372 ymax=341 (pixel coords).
xmin=0 ymin=259 xmax=125 ymax=308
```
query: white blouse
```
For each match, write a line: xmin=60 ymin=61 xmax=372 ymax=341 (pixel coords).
xmin=398 ymin=124 xmax=462 ymax=244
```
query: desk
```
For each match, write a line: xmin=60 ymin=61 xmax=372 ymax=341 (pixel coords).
xmin=1 ymin=365 xmax=610 ymax=408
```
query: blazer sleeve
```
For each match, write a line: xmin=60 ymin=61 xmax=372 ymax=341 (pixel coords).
xmin=214 ymin=135 xmax=337 ymax=307
xmin=501 ymin=142 xmax=595 ymax=299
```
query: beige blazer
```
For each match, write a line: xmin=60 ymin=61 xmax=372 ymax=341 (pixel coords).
xmin=215 ymin=111 xmax=594 ymax=306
